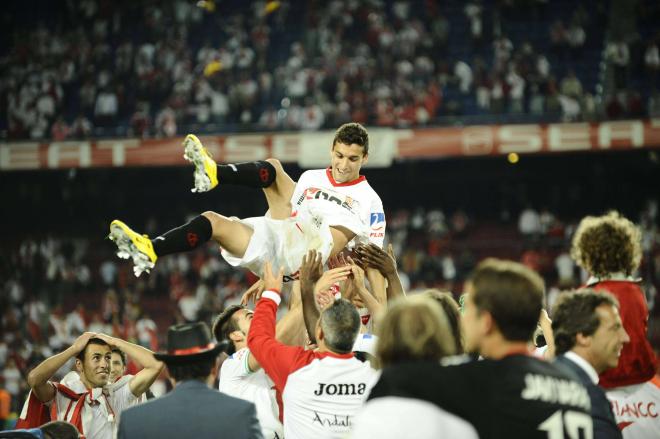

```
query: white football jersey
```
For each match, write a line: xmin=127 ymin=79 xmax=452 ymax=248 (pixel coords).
xmin=290 ymin=168 xmax=386 ymax=248
xmin=607 ymin=378 xmax=660 ymax=439
xmin=219 ymin=348 xmax=283 ymax=438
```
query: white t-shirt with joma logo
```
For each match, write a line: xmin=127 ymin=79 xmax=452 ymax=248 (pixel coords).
xmin=249 ymin=291 xmax=379 ymax=439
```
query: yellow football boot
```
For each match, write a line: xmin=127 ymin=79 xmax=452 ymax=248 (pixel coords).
xmin=182 ymin=134 xmax=219 ymax=192
xmin=108 ymin=220 xmax=157 ymax=276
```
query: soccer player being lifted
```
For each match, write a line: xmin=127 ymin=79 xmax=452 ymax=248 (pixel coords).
xmin=109 ymin=123 xmax=386 ymax=296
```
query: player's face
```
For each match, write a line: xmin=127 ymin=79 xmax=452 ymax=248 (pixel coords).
xmin=589 ymin=304 xmax=630 ymax=372
xmin=234 ymin=309 xmax=254 ymax=336
xmin=77 ymin=344 xmax=111 ymax=388
xmin=330 ymin=142 xmax=368 ymax=183
xmin=109 ymin=352 xmax=126 ymax=383
xmin=461 ymin=288 xmax=485 ymax=355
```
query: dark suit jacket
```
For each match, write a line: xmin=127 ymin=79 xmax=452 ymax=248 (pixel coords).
xmin=118 ymin=379 xmax=263 ymax=439
xmin=555 ymin=354 xmax=622 ymax=439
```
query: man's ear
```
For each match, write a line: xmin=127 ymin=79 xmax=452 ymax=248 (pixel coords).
xmin=228 ymin=330 xmax=244 ymax=343
xmin=75 ymin=358 xmax=83 ymax=373
xmin=575 ymin=332 xmax=592 ymax=348
xmin=482 ymin=311 xmax=496 ymax=335
xmin=362 ymin=153 xmax=369 ymax=164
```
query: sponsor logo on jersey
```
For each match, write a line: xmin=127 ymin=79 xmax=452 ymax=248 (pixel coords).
xmin=611 ymin=400 xmax=658 ymax=419
xmin=313 ymin=382 xmax=367 ymax=396
xmin=370 ymin=212 xmax=385 ymax=230
xmin=312 ymin=412 xmax=351 ymax=428
xmin=298 ymin=187 xmax=357 ymax=214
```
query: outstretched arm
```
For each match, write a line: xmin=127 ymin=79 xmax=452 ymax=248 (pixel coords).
xmin=27 ymin=332 xmax=97 ymax=402
xmin=349 ymin=261 xmax=384 ymax=325
xmin=248 ymin=262 xmax=308 ymax=392
xmin=299 ymin=250 xmax=324 ymax=344
xmin=96 ymin=334 xmax=165 ymax=397
xmin=539 ymin=309 xmax=555 ymax=360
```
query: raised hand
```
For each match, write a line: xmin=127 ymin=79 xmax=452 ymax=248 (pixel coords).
xmin=72 ymin=332 xmax=99 ymax=353
xmin=300 ymin=250 xmax=323 ymax=286
xmin=263 ymin=261 xmax=284 ymax=293
xmin=240 ymin=279 xmax=266 ymax=305
xmin=313 ymin=266 xmax=353 ymax=297
xmin=355 ymin=243 xmax=397 ymax=278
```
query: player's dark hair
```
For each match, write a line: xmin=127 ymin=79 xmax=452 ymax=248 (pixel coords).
xmin=40 ymin=420 xmax=80 ymax=439
xmin=332 ymin=122 xmax=369 ymax=155
xmin=320 ymin=299 xmax=361 ymax=354
xmin=111 ymin=348 xmax=127 ymax=366
xmin=167 ymin=358 xmax=216 ymax=382
xmin=551 ymin=289 xmax=619 ymax=355
xmin=422 ymin=289 xmax=464 ymax=354
xmin=76 ymin=338 xmax=111 ymax=361
xmin=212 ymin=305 xmax=245 ymax=355
xmin=469 ymin=259 xmax=545 ymax=342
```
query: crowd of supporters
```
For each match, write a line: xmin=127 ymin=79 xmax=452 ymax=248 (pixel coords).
xmin=2 ymin=0 xmax=659 ymax=140
xmin=1 ymin=202 xmax=658 ymax=429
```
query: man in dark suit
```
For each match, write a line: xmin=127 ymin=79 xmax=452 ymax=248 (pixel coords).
xmin=552 ymin=289 xmax=630 ymax=439
xmin=118 ymin=322 xmax=263 ymax=439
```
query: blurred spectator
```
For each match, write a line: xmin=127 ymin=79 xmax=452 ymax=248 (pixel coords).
xmin=560 ymin=71 xmax=583 ymax=100
xmin=606 ymin=40 xmax=630 ymax=90
xmin=454 ymin=61 xmax=473 ymax=94
xmin=130 ymin=103 xmax=152 ymax=138
xmin=555 ymin=250 xmax=576 ymax=288
xmin=2 ymin=358 xmax=21 ymax=402
xmin=94 ymin=87 xmax=119 ymax=128
xmin=464 ymin=2 xmax=484 ymax=46
xmin=70 ymin=115 xmax=93 ymax=139
xmin=567 ymin=19 xmax=586 ymax=57
xmin=519 ymin=206 xmax=542 ymax=237
xmin=507 ymin=67 xmax=525 ymax=114
xmin=550 ymin=20 xmax=568 ymax=54
xmin=645 ymin=41 xmax=659 ymax=91
xmin=156 ymin=105 xmax=177 ymax=137
xmin=50 ymin=117 xmax=70 ymax=141
xmin=136 ymin=314 xmax=158 ymax=350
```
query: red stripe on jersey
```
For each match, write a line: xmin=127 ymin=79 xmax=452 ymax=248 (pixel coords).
xmin=325 ymin=168 xmax=366 ymax=187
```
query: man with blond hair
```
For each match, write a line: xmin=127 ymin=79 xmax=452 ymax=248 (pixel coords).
xmin=350 ymin=295 xmax=478 ymax=438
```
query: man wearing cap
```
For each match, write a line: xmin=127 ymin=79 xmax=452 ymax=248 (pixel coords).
xmin=118 ymin=322 xmax=263 ymax=439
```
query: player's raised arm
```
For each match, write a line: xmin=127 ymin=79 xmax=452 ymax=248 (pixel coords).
xmin=356 ymin=243 xmax=406 ymax=301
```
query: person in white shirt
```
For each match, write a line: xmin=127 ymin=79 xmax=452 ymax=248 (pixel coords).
xmin=213 ymin=305 xmax=284 ymax=439
xmin=350 ymin=294 xmax=477 ymax=439
xmin=23 ymin=332 xmax=164 ymax=439
xmin=552 ymin=289 xmax=630 ymax=439
xmin=249 ymin=263 xmax=379 ymax=439
xmin=109 ymin=123 xmax=387 ymax=300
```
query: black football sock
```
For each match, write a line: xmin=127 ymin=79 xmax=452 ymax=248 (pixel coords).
xmin=152 ymin=215 xmax=212 ymax=257
xmin=216 ymin=161 xmax=276 ymax=188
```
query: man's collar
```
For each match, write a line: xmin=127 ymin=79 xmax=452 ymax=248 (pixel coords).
xmin=586 ymin=272 xmax=641 ymax=286
xmin=174 ymin=379 xmax=210 ymax=391
xmin=564 ymin=351 xmax=599 ymax=384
